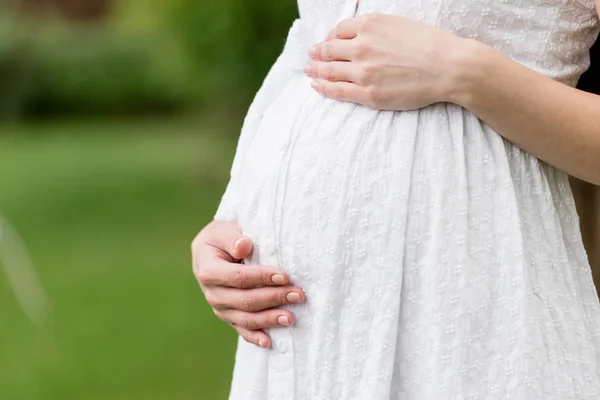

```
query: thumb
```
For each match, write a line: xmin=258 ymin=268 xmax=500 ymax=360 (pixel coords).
xmin=206 ymin=220 xmax=254 ymax=260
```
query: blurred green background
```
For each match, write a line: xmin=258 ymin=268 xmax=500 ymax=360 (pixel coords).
xmin=0 ymin=1 xmax=297 ymax=399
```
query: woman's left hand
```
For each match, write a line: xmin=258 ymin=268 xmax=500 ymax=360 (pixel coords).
xmin=304 ymin=13 xmax=467 ymax=111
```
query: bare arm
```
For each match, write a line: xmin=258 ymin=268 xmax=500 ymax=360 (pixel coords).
xmin=449 ymin=38 xmax=600 ymax=185
xmin=305 ymin=13 xmax=600 ymax=184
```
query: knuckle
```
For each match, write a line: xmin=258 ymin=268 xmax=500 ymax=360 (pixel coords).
xmin=273 ymin=290 xmax=288 ymax=306
xmin=361 ymin=63 xmax=376 ymax=75
xmin=315 ymin=43 xmax=324 ymax=59
xmin=260 ymin=270 xmax=274 ymax=285
xmin=319 ymin=82 xmax=329 ymax=95
xmin=357 ymin=69 xmax=369 ymax=85
xmin=237 ymin=317 xmax=250 ymax=329
xmin=191 ymin=229 xmax=204 ymax=249
xmin=228 ymin=269 xmax=248 ymax=288
xmin=366 ymin=86 xmax=378 ymax=100
xmin=311 ymin=43 xmax=320 ymax=59
xmin=332 ymin=85 xmax=347 ymax=99
xmin=190 ymin=235 xmax=200 ymax=253
xmin=311 ymin=63 xmax=319 ymax=77
xmin=317 ymin=81 xmax=329 ymax=97
xmin=195 ymin=268 xmax=211 ymax=284
xmin=239 ymin=295 xmax=255 ymax=311
xmin=238 ymin=316 xmax=254 ymax=329
xmin=323 ymin=64 xmax=335 ymax=81
xmin=361 ymin=13 xmax=380 ymax=28
xmin=365 ymin=86 xmax=381 ymax=107
xmin=205 ymin=293 xmax=219 ymax=308
xmin=358 ymin=15 xmax=373 ymax=31
xmin=357 ymin=64 xmax=375 ymax=84
xmin=212 ymin=308 xmax=225 ymax=320
xmin=354 ymin=42 xmax=370 ymax=59
xmin=324 ymin=43 xmax=334 ymax=60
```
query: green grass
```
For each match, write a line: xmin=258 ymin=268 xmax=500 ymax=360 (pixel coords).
xmin=0 ymin=117 xmax=240 ymax=400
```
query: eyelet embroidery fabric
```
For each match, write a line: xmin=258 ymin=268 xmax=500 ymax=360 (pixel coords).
xmin=214 ymin=0 xmax=600 ymax=399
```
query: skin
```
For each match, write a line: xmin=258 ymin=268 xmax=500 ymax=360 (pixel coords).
xmin=192 ymin=220 xmax=306 ymax=348
xmin=306 ymin=12 xmax=600 ymax=185
xmin=194 ymin=6 xmax=600 ymax=349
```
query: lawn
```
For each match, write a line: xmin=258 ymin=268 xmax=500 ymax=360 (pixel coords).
xmin=0 ymin=117 xmax=239 ymax=400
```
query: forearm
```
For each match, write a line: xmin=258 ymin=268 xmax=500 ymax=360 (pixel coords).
xmin=448 ymin=39 xmax=600 ymax=185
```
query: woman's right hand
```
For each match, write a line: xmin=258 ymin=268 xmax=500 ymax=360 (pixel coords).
xmin=191 ymin=220 xmax=306 ymax=349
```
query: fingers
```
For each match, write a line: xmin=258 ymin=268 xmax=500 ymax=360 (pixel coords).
xmin=327 ymin=18 xmax=361 ymax=40
xmin=197 ymin=261 xmax=291 ymax=289
xmin=193 ymin=221 xmax=292 ymax=288
xmin=304 ymin=61 xmax=368 ymax=84
xmin=310 ymin=79 xmax=368 ymax=105
xmin=309 ymin=39 xmax=358 ymax=62
xmin=235 ymin=326 xmax=271 ymax=348
xmin=327 ymin=14 xmax=386 ymax=40
xmin=206 ymin=285 xmax=306 ymax=312
xmin=316 ymin=14 xmax=384 ymax=61
xmin=216 ymin=308 xmax=296 ymax=330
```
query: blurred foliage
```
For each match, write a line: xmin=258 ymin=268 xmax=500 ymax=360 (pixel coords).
xmin=0 ymin=1 xmax=302 ymax=396
xmin=162 ymin=1 xmax=298 ymax=103
xmin=0 ymin=117 xmax=238 ymax=399
xmin=0 ymin=0 xmax=298 ymax=121
xmin=0 ymin=12 xmax=30 ymax=119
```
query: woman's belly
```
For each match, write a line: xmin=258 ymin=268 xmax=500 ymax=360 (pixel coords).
xmin=238 ymin=72 xmax=532 ymax=284
xmin=233 ymin=72 xmax=598 ymax=399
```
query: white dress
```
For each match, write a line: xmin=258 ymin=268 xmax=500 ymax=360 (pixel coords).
xmin=214 ymin=0 xmax=600 ymax=398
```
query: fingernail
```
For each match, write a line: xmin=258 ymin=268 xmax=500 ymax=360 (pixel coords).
xmin=303 ymin=63 xmax=312 ymax=76
xmin=233 ymin=237 xmax=245 ymax=250
xmin=286 ymin=292 xmax=302 ymax=303
xmin=258 ymin=339 xmax=265 ymax=348
xmin=277 ymin=316 xmax=290 ymax=326
xmin=271 ymin=274 xmax=286 ymax=285
xmin=308 ymin=45 xmax=317 ymax=59
xmin=310 ymin=80 xmax=319 ymax=90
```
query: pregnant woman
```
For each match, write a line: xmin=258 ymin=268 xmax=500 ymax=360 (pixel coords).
xmin=192 ymin=0 xmax=600 ymax=398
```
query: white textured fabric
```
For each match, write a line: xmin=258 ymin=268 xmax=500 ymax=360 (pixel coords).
xmin=215 ymin=0 xmax=600 ymax=399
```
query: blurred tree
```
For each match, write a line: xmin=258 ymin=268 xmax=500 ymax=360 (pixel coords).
xmin=0 ymin=0 xmax=300 ymax=121
xmin=20 ymin=0 xmax=112 ymax=21
xmin=0 ymin=10 xmax=32 ymax=119
xmin=0 ymin=1 xmax=192 ymax=120
xmin=163 ymin=0 xmax=298 ymax=109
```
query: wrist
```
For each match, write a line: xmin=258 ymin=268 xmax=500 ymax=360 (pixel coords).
xmin=440 ymin=38 xmax=493 ymax=108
